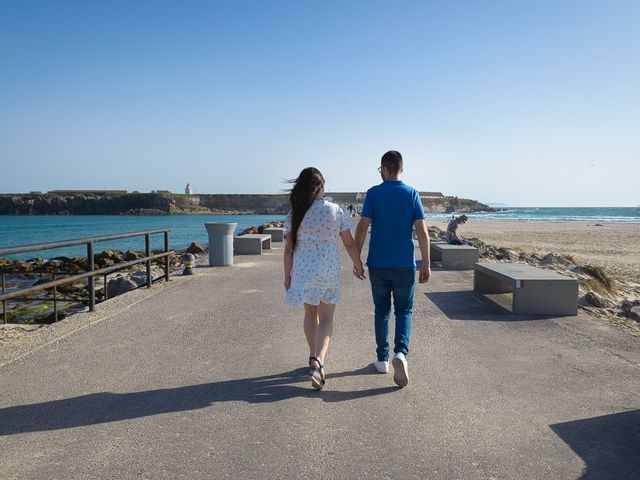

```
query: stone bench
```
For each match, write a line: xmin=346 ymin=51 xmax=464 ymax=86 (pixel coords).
xmin=233 ymin=234 xmax=271 ymax=255
xmin=474 ymin=263 xmax=578 ymax=316
xmin=430 ymin=243 xmax=478 ymax=270
xmin=263 ymin=227 xmax=284 ymax=242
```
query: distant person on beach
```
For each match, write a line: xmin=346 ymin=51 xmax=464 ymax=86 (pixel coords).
xmin=283 ymin=167 xmax=365 ymax=390
xmin=445 ymin=215 xmax=468 ymax=245
xmin=354 ymin=150 xmax=431 ymax=387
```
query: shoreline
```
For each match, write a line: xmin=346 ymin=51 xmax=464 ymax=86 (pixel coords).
xmin=427 ymin=217 xmax=640 ymax=225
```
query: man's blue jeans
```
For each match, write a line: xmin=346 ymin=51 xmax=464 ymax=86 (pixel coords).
xmin=368 ymin=267 xmax=416 ymax=362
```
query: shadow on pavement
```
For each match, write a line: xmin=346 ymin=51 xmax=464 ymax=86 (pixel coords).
xmin=550 ymin=409 xmax=640 ymax=480
xmin=0 ymin=366 xmax=398 ymax=435
xmin=424 ymin=291 xmax=554 ymax=321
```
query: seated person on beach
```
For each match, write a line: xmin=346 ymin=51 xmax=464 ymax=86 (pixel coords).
xmin=445 ymin=215 xmax=468 ymax=245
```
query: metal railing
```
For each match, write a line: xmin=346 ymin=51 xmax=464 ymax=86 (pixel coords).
xmin=0 ymin=229 xmax=173 ymax=324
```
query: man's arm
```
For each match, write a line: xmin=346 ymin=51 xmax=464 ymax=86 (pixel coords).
xmin=354 ymin=216 xmax=371 ymax=255
xmin=414 ymin=219 xmax=431 ymax=283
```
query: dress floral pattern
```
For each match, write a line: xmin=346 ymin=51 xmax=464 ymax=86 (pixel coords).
xmin=284 ymin=199 xmax=353 ymax=307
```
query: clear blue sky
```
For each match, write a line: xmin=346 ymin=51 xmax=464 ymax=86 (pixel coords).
xmin=1 ymin=1 xmax=638 ymax=206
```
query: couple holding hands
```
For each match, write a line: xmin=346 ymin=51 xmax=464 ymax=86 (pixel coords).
xmin=283 ymin=150 xmax=431 ymax=390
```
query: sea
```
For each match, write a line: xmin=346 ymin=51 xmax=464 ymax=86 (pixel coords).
xmin=0 ymin=214 xmax=285 ymax=260
xmin=1 ymin=207 xmax=639 ymax=260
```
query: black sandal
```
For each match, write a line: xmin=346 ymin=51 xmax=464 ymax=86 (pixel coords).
xmin=309 ymin=356 xmax=325 ymax=390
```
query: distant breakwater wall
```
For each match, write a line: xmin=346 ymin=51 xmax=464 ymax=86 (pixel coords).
xmin=0 ymin=192 xmax=493 ymax=215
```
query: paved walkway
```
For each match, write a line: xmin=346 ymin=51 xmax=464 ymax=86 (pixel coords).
xmin=1 ymin=241 xmax=639 ymax=479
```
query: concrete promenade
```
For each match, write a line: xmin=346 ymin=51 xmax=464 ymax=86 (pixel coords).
xmin=1 ymin=241 xmax=639 ymax=479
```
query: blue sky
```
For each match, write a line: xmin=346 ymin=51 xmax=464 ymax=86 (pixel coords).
xmin=1 ymin=1 xmax=638 ymax=206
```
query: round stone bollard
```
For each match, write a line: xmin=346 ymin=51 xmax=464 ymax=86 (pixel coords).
xmin=205 ymin=223 xmax=237 ymax=266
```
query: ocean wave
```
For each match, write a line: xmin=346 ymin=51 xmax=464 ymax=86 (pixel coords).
xmin=430 ymin=207 xmax=640 ymax=223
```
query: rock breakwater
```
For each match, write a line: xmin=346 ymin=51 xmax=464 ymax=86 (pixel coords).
xmin=0 ymin=192 xmax=494 ymax=215
xmin=0 ymin=250 xmax=184 ymax=324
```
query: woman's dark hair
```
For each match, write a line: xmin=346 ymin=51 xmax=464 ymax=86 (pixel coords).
xmin=287 ymin=167 xmax=325 ymax=251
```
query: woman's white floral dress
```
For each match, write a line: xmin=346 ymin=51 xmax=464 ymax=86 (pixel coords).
xmin=284 ymin=199 xmax=353 ymax=307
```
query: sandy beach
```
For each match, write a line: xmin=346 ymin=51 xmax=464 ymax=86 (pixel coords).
xmin=429 ymin=219 xmax=640 ymax=282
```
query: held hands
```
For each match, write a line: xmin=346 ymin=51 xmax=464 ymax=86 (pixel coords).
xmin=419 ymin=265 xmax=431 ymax=284
xmin=352 ymin=262 xmax=366 ymax=280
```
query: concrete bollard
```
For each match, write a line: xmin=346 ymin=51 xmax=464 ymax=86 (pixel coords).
xmin=205 ymin=223 xmax=237 ymax=266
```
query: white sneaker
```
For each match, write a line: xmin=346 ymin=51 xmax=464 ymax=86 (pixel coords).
xmin=392 ymin=352 xmax=409 ymax=387
xmin=374 ymin=360 xmax=389 ymax=373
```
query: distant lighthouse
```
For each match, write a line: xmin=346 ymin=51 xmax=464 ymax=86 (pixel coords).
xmin=185 ymin=183 xmax=193 ymax=195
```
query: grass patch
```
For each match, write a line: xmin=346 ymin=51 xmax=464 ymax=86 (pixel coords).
xmin=582 ymin=265 xmax=617 ymax=295
xmin=5 ymin=304 xmax=51 ymax=323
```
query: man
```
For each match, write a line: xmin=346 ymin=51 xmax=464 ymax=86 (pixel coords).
xmin=445 ymin=215 xmax=468 ymax=245
xmin=355 ymin=150 xmax=431 ymax=387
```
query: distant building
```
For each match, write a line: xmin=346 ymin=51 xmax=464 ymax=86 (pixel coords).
xmin=185 ymin=183 xmax=193 ymax=195
xmin=420 ymin=191 xmax=444 ymax=199
xmin=49 ymin=190 xmax=128 ymax=195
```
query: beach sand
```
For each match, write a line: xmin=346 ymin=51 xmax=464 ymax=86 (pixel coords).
xmin=432 ymin=219 xmax=640 ymax=281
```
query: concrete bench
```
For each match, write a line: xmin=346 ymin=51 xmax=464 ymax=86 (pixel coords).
xmin=263 ymin=227 xmax=284 ymax=242
xmin=430 ymin=243 xmax=478 ymax=270
xmin=474 ymin=263 xmax=578 ymax=316
xmin=233 ymin=234 xmax=271 ymax=255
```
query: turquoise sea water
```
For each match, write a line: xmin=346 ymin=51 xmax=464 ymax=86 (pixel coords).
xmin=1 ymin=208 xmax=638 ymax=260
xmin=456 ymin=207 xmax=640 ymax=223
xmin=0 ymin=215 xmax=285 ymax=260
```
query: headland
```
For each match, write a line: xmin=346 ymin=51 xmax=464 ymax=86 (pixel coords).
xmin=0 ymin=191 xmax=494 ymax=215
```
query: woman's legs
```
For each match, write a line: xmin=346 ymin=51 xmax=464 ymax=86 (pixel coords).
xmin=303 ymin=303 xmax=319 ymax=358
xmin=305 ymin=301 xmax=335 ymax=390
xmin=314 ymin=301 xmax=335 ymax=364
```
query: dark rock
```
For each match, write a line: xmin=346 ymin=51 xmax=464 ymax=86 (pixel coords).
xmin=129 ymin=271 xmax=149 ymax=287
xmin=50 ymin=256 xmax=75 ymax=263
xmin=541 ymin=253 xmax=573 ymax=266
xmin=583 ymin=292 xmax=615 ymax=309
xmin=111 ymin=251 xmax=125 ymax=263
xmin=428 ymin=226 xmax=445 ymax=240
xmin=96 ymin=257 xmax=116 ymax=268
xmin=495 ymin=248 xmax=515 ymax=261
xmin=518 ymin=253 xmax=535 ymax=263
xmin=58 ymin=282 xmax=86 ymax=295
xmin=106 ymin=275 xmax=138 ymax=298
xmin=125 ymin=208 xmax=169 ymax=215
xmin=621 ymin=302 xmax=640 ymax=321
xmin=124 ymin=250 xmax=144 ymax=261
xmin=186 ymin=242 xmax=207 ymax=254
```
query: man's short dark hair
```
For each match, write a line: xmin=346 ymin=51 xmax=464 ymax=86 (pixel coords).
xmin=381 ymin=150 xmax=403 ymax=174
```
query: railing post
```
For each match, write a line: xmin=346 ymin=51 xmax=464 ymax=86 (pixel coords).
xmin=87 ymin=241 xmax=95 ymax=311
xmin=53 ymin=273 xmax=58 ymax=322
xmin=1 ymin=272 xmax=6 ymax=324
xmin=164 ymin=230 xmax=170 ymax=282
xmin=145 ymin=234 xmax=151 ymax=288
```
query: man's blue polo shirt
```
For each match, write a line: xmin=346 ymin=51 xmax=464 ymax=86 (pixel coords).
xmin=361 ymin=180 xmax=426 ymax=268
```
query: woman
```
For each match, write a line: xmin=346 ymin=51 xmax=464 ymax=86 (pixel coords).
xmin=284 ymin=167 xmax=365 ymax=390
